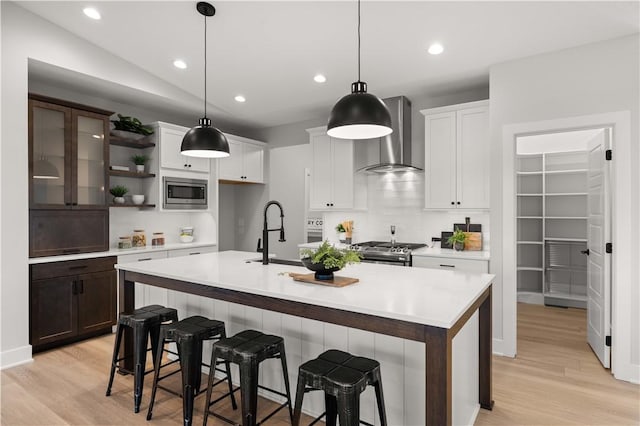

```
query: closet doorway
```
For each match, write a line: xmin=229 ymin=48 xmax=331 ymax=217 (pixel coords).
xmin=515 ymin=127 xmax=612 ymax=368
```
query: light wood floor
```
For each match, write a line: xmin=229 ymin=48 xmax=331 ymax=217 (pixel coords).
xmin=1 ymin=303 xmax=638 ymax=425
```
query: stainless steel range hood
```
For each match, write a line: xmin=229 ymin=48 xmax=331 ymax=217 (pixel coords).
xmin=357 ymin=96 xmax=422 ymax=173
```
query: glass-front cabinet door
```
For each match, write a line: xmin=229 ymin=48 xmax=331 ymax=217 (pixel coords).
xmin=29 ymin=100 xmax=71 ymax=208
xmin=29 ymin=97 xmax=109 ymax=209
xmin=73 ymin=111 xmax=108 ymax=207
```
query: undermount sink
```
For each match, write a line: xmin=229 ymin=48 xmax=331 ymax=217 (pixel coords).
xmin=247 ymin=258 xmax=304 ymax=267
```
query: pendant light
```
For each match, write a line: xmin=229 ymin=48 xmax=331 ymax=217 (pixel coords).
xmin=327 ymin=0 xmax=392 ymax=140
xmin=181 ymin=2 xmax=230 ymax=158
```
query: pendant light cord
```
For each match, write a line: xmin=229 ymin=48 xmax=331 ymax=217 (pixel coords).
xmin=204 ymin=12 xmax=208 ymax=118
xmin=357 ymin=0 xmax=361 ymax=82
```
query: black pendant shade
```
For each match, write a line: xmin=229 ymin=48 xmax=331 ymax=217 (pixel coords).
xmin=327 ymin=81 xmax=392 ymax=139
xmin=181 ymin=2 xmax=230 ymax=158
xmin=327 ymin=0 xmax=393 ymax=140
xmin=181 ymin=117 xmax=229 ymax=158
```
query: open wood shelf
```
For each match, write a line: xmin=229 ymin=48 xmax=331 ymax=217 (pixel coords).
xmin=109 ymin=170 xmax=155 ymax=178
xmin=109 ymin=136 xmax=155 ymax=149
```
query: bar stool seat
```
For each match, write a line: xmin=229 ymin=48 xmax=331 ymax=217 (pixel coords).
xmin=203 ymin=329 xmax=293 ymax=426
xmin=146 ymin=316 xmax=236 ymax=426
xmin=293 ymin=349 xmax=387 ymax=426
xmin=105 ymin=304 xmax=178 ymax=413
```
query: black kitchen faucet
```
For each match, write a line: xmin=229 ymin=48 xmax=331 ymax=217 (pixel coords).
xmin=261 ymin=200 xmax=285 ymax=265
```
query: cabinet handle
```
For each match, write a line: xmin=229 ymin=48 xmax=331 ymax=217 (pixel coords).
xmin=451 ymin=201 xmax=455 ymax=205
xmin=184 ymin=164 xmax=188 ymax=168
xmin=439 ymin=264 xmax=456 ymax=268
xmin=457 ymin=201 xmax=461 ymax=205
xmin=138 ymin=257 xmax=152 ymax=262
xmin=78 ymin=280 xmax=84 ymax=294
xmin=189 ymin=252 xmax=201 ymax=256
xmin=188 ymin=164 xmax=192 ymax=168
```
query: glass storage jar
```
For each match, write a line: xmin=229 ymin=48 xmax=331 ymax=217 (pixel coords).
xmin=118 ymin=236 xmax=132 ymax=249
xmin=152 ymin=232 xmax=165 ymax=247
xmin=132 ymin=229 xmax=146 ymax=247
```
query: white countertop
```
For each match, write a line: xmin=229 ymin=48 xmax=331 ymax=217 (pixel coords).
xmin=116 ymin=250 xmax=494 ymax=329
xmin=411 ymin=247 xmax=491 ymax=261
xmin=28 ymin=242 xmax=217 ymax=264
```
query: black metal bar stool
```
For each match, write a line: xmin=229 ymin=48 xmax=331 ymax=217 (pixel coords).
xmin=146 ymin=315 xmax=236 ymax=426
xmin=203 ymin=329 xmax=294 ymax=426
xmin=106 ymin=304 xmax=179 ymax=413
xmin=292 ymin=349 xmax=387 ymax=426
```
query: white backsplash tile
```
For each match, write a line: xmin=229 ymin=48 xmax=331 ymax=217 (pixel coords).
xmin=109 ymin=209 xmax=217 ymax=248
xmin=323 ymin=173 xmax=490 ymax=249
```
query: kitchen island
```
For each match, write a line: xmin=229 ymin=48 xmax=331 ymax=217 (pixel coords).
xmin=116 ymin=250 xmax=494 ymax=425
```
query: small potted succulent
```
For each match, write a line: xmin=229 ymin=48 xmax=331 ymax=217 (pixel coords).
xmin=109 ymin=185 xmax=128 ymax=204
xmin=131 ymin=154 xmax=149 ymax=173
xmin=300 ymin=240 xmax=361 ymax=280
xmin=447 ymin=228 xmax=467 ymax=251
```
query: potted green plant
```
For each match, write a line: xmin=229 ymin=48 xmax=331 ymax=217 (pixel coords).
xmin=109 ymin=185 xmax=128 ymax=204
xmin=447 ymin=228 xmax=467 ymax=251
xmin=131 ymin=154 xmax=149 ymax=173
xmin=111 ymin=114 xmax=154 ymax=140
xmin=335 ymin=223 xmax=346 ymax=242
xmin=300 ymin=240 xmax=361 ymax=280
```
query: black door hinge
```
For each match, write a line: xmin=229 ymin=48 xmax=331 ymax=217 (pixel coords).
xmin=606 ymin=243 xmax=612 ymax=254
xmin=605 ymin=149 xmax=612 ymax=161
xmin=605 ymin=335 xmax=611 ymax=347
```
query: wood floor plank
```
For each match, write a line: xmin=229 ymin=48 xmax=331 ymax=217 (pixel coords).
xmin=1 ymin=303 xmax=638 ymax=425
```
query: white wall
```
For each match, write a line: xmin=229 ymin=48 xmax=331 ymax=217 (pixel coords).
xmin=489 ymin=34 xmax=639 ymax=381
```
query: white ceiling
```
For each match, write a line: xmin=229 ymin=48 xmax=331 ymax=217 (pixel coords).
xmin=18 ymin=1 xmax=640 ymax=130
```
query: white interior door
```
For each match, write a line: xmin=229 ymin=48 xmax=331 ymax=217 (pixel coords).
xmin=586 ymin=128 xmax=611 ymax=368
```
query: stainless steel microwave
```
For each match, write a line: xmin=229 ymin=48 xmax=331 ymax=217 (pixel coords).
xmin=163 ymin=177 xmax=208 ymax=209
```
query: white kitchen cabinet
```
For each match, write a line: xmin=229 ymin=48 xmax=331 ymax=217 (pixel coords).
xmin=154 ymin=122 xmax=210 ymax=174
xmin=218 ymin=135 xmax=265 ymax=183
xmin=412 ymin=256 xmax=489 ymax=273
xmin=421 ymin=101 xmax=489 ymax=210
xmin=307 ymin=127 xmax=354 ymax=210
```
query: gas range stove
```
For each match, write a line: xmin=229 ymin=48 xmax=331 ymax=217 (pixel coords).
xmin=349 ymin=241 xmax=426 ymax=266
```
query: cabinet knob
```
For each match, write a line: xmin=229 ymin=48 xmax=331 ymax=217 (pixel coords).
xmin=184 ymin=164 xmax=188 ymax=168
xmin=451 ymin=201 xmax=455 ymax=205
xmin=188 ymin=164 xmax=192 ymax=168
xmin=457 ymin=201 xmax=461 ymax=205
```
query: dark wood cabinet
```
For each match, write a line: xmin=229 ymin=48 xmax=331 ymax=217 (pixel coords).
xmin=30 ymin=257 xmax=116 ymax=352
xmin=28 ymin=94 xmax=113 ymax=257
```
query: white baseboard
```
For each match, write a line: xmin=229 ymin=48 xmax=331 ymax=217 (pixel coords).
xmin=463 ymin=403 xmax=481 ymax=426
xmin=0 ymin=345 xmax=33 ymax=370
xmin=614 ymin=362 xmax=640 ymax=384
xmin=517 ymin=292 xmax=544 ymax=305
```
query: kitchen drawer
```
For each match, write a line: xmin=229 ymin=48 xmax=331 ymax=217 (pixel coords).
xmin=167 ymin=245 xmax=217 ymax=258
xmin=117 ymin=251 xmax=167 ymax=264
xmin=412 ymin=256 xmax=488 ymax=273
xmin=31 ymin=256 xmax=116 ymax=280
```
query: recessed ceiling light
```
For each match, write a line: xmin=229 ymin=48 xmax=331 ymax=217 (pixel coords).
xmin=428 ymin=43 xmax=444 ymax=55
xmin=173 ymin=59 xmax=187 ymax=69
xmin=83 ymin=7 xmax=101 ymax=20
xmin=314 ymin=74 xmax=327 ymax=83
xmin=234 ymin=95 xmax=246 ymax=103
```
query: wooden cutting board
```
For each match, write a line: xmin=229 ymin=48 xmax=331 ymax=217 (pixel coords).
xmin=464 ymin=232 xmax=483 ymax=251
xmin=289 ymin=272 xmax=359 ymax=287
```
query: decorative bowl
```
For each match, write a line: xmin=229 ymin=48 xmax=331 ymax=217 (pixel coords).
xmin=301 ymin=257 xmax=340 ymax=280
xmin=131 ymin=194 xmax=145 ymax=205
